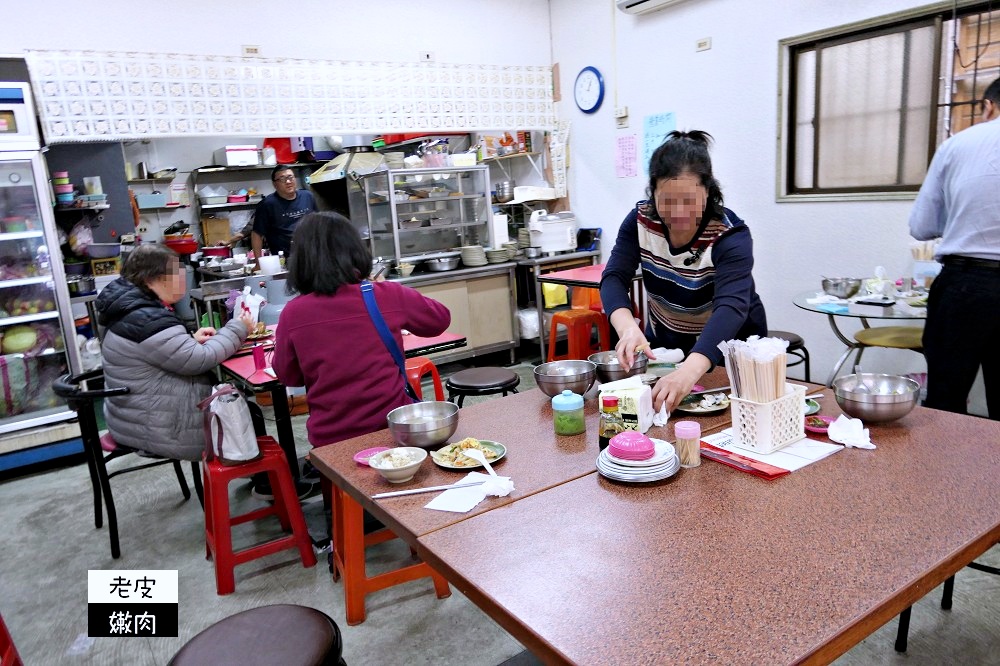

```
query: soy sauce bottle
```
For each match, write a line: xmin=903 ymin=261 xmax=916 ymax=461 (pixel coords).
xmin=598 ymin=395 xmax=625 ymax=451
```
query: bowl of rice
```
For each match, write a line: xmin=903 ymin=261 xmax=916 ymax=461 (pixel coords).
xmin=368 ymin=447 xmax=428 ymax=484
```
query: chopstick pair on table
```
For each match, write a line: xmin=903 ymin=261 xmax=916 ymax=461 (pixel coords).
xmin=372 ymin=481 xmax=484 ymax=499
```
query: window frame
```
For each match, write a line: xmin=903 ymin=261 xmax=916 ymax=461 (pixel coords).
xmin=776 ymin=0 xmax=993 ymax=202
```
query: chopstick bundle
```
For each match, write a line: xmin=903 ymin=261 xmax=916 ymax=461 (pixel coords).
xmin=717 ymin=336 xmax=790 ymax=402
xmin=910 ymin=240 xmax=939 ymax=261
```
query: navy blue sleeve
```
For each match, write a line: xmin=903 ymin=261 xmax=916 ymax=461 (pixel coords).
xmin=251 ymin=198 xmax=270 ymax=235
xmin=690 ymin=223 xmax=757 ymax=365
xmin=599 ymin=208 xmax=641 ymax=316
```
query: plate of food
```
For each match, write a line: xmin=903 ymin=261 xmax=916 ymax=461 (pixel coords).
xmin=804 ymin=415 xmax=835 ymax=434
xmin=431 ymin=438 xmax=506 ymax=469
xmin=674 ymin=391 xmax=730 ymax=414
xmin=245 ymin=323 xmax=273 ymax=340
xmin=804 ymin=399 xmax=821 ymax=416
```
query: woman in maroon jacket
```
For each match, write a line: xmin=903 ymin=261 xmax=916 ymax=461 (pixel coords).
xmin=272 ymin=212 xmax=451 ymax=449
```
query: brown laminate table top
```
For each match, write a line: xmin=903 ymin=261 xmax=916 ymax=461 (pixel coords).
xmin=310 ymin=369 xmax=733 ymax=541
xmin=416 ymin=403 xmax=1000 ymax=665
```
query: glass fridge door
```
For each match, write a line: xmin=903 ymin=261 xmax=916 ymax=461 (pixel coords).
xmin=0 ymin=154 xmax=76 ymax=434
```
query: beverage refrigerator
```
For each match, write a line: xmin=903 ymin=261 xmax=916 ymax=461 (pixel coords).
xmin=0 ymin=81 xmax=81 ymax=440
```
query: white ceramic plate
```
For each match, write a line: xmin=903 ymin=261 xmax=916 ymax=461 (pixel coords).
xmin=431 ymin=441 xmax=506 ymax=469
xmin=605 ymin=439 xmax=676 ymax=467
xmin=804 ymin=399 xmax=821 ymax=416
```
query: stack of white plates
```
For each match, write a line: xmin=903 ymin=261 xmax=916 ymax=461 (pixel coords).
xmin=518 ymin=228 xmax=531 ymax=249
xmin=485 ymin=248 xmax=509 ymax=264
xmin=596 ymin=438 xmax=680 ymax=483
xmin=460 ymin=246 xmax=487 ymax=266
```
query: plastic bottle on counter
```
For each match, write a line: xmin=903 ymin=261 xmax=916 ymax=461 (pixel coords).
xmin=598 ymin=395 xmax=625 ymax=451
xmin=674 ymin=420 xmax=701 ymax=468
xmin=552 ymin=390 xmax=585 ymax=436
xmin=278 ymin=251 xmax=285 ymax=269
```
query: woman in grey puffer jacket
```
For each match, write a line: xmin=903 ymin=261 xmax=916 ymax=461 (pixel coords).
xmin=96 ymin=244 xmax=253 ymax=460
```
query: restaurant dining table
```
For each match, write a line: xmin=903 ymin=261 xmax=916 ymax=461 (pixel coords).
xmin=792 ymin=290 xmax=927 ymax=386
xmin=309 ymin=368 xmax=733 ymax=623
xmin=311 ymin=373 xmax=1000 ymax=662
xmin=534 ymin=263 xmax=644 ymax=360
xmin=402 ymin=331 xmax=467 ymax=358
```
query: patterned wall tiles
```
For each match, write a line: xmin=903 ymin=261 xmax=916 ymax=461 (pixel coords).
xmin=26 ymin=50 xmax=556 ymax=143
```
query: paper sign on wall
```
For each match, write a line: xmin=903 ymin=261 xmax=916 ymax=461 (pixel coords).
xmin=642 ymin=112 xmax=676 ymax=175
xmin=616 ymin=135 xmax=638 ymax=178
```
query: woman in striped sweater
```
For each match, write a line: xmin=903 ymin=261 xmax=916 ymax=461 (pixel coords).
xmin=600 ymin=130 xmax=767 ymax=413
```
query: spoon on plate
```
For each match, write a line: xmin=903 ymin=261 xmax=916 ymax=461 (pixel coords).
xmin=461 ymin=448 xmax=498 ymax=477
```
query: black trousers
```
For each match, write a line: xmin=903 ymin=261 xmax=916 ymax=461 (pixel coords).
xmin=922 ymin=263 xmax=1000 ymax=419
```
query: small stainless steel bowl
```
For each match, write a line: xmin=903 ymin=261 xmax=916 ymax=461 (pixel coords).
xmin=386 ymin=401 xmax=459 ymax=449
xmin=832 ymin=373 xmax=919 ymax=423
xmin=533 ymin=360 xmax=597 ymax=397
xmin=821 ymin=277 xmax=862 ymax=299
xmin=588 ymin=351 xmax=648 ymax=383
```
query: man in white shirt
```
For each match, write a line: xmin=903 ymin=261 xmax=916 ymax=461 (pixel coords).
xmin=909 ymin=78 xmax=1000 ymax=419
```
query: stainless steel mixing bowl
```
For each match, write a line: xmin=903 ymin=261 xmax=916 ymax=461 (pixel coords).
xmin=832 ymin=373 xmax=920 ymax=423
xmin=533 ymin=360 xmax=597 ymax=397
xmin=386 ymin=401 xmax=459 ymax=448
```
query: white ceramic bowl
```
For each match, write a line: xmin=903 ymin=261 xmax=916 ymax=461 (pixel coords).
xmin=368 ymin=447 xmax=428 ymax=483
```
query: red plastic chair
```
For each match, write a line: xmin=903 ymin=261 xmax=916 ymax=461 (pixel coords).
xmin=0 ymin=611 xmax=23 ymax=666
xmin=547 ymin=309 xmax=611 ymax=362
xmin=404 ymin=356 xmax=445 ymax=401
xmin=202 ymin=436 xmax=316 ymax=595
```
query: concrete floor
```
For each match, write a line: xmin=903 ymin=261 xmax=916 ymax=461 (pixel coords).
xmin=2 ymin=357 xmax=1000 ymax=665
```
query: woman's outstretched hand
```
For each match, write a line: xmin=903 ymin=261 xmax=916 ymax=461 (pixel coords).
xmin=614 ymin=328 xmax=657 ymax=371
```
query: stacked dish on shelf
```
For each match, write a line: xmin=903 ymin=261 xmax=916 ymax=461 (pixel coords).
xmin=518 ymin=228 xmax=531 ymax=249
xmin=597 ymin=432 xmax=680 ymax=483
xmin=485 ymin=247 xmax=509 ymax=264
xmin=459 ymin=246 xmax=487 ymax=267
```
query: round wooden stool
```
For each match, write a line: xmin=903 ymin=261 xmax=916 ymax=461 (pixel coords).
xmin=169 ymin=604 xmax=344 ymax=666
xmin=445 ymin=367 xmax=520 ymax=407
xmin=768 ymin=329 xmax=811 ymax=383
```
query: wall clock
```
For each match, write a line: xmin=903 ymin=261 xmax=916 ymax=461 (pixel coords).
xmin=574 ymin=66 xmax=605 ymax=114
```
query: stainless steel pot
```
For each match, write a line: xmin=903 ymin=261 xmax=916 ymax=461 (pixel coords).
xmin=67 ymin=276 xmax=96 ymax=296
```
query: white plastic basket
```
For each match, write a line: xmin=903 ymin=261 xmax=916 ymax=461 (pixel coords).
xmin=730 ymin=383 xmax=806 ymax=454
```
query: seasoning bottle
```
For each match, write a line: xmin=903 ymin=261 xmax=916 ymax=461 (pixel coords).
xmin=278 ymin=251 xmax=286 ymax=269
xmin=674 ymin=420 xmax=701 ymax=468
xmin=598 ymin=395 xmax=625 ymax=451
xmin=552 ymin=390 xmax=585 ymax=436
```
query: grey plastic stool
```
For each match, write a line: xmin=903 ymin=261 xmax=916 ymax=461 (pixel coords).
xmin=768 ymin=329 xmax=811 ymax=383
xmin=169 ymin=604 xmax=345 ymax=666
xmin=445 ymin=367 xmax=520 ymax=407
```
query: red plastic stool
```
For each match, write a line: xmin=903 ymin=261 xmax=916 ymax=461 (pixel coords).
xmin=547 ymin=309 xmax=611 ymax=362
xmin=404 ymin=356 xmax=444 ymax=401
xmin=202 ymin=436 xmax=316 ymax=595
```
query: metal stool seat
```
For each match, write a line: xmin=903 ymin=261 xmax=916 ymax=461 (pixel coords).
xmin=768 ymin=329 xmax=811 ymax=383
xmin=445 ymin=367 xmax=520 ymax=407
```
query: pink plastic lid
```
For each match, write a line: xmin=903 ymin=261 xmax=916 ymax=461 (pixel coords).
xmin=608 ymin=431 xmax=655 ymax=460
xmin=674 ymin=421 xmax=701 ymax=439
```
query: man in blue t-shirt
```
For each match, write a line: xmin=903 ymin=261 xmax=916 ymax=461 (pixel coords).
xmin=251 ymin=165 xmax=317 ymax=260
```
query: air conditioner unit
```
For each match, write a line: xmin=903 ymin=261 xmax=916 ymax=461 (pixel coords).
xmin=616 ymin=0 xmax=691 ymax=15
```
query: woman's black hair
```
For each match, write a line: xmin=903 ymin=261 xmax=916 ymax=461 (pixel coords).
xmin=645 ymin=130 xmax=724 ymax=222
xmin=121 ymin=243 xmax=179 ymax=295
xmin=286 ymin=212 xmax=372 ymax=295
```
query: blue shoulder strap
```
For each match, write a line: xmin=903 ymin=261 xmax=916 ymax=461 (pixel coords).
xmin=360 ymin=281 xmax=418 ymax=401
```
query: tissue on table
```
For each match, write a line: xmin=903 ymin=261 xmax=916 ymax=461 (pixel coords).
xmin=424 ymin=472 xmax=514 ymax=513
xmin=827 ymin=414 xmax=876 ymax=449
xmin=599 ymin=377 xmax=655 ymax=432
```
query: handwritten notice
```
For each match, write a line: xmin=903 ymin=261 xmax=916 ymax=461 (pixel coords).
xmin=615 ymin=135 xmax=638 ymax=178
xmin=642 ymin=112 xmax=676 ymax=174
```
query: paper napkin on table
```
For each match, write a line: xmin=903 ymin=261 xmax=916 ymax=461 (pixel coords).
xmin=815 ymin=303 xmax=849 ymax=314
xmin=827 ymin=415 xmax=876 ymax=449
xmin=806 ymin=293 xmax=844 ymax=304
xmin=424 ymin=472 xmax=514 ymax=513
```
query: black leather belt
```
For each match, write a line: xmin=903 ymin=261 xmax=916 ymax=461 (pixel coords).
xmin=942 ymin=255 xmax=1000 ymax=270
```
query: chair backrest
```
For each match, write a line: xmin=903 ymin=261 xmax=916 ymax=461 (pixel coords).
xmin=0 ymin=611 xmax=24 ymax=666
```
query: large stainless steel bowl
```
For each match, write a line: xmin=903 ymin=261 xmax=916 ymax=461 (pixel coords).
xmin=832 ymin=373 xmax=920 ymax=423
xmin=821 ymin=277 xmax=862 ymax=299
xmin=588 ymin=351 xmax=648 ymax=383
xmin=386 ymin=401 xmax=459 ymax=449
xmin=533 ymin=360 xmax=597 ymax=397
xmin=426 ymin=256 xmax=460 ymax=272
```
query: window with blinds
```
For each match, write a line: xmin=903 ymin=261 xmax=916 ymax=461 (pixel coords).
xmin=780 ymin=2 xmax=1000 ymax=198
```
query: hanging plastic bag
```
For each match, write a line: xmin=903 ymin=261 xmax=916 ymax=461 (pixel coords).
xmin=198 ymin=384 xmax=261 ymax=465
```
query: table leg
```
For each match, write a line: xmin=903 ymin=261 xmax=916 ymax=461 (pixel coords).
xmin=270 ymin=385 xmax=301 ymax=481
xmin=823 ymin=313 xmax=863 ymax=387
xmin=534 ymin=269 xmax=546 ymax=360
